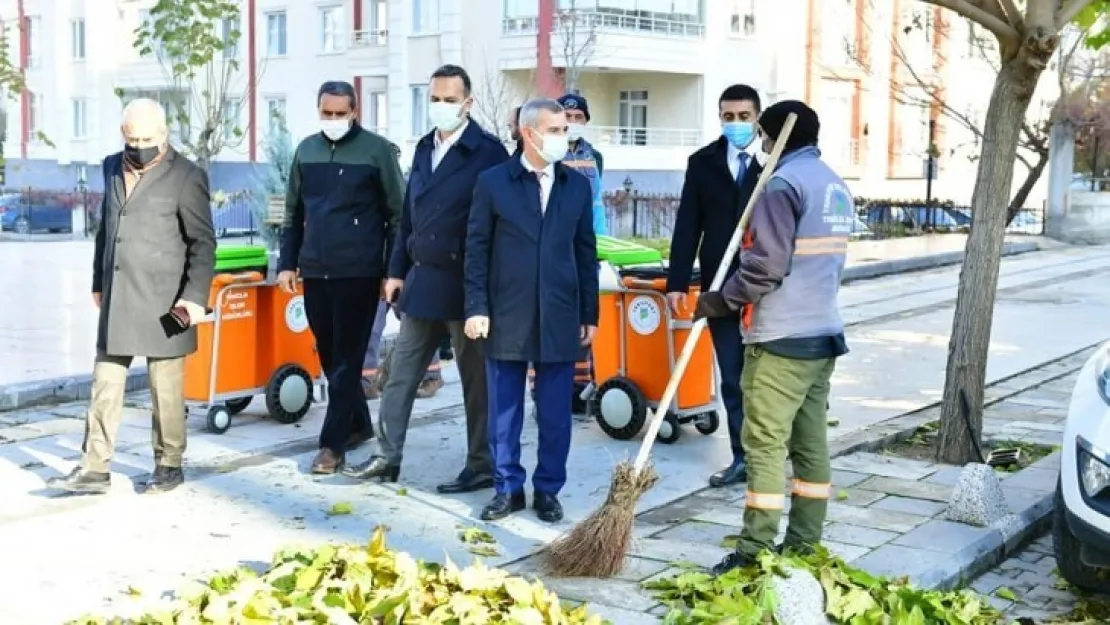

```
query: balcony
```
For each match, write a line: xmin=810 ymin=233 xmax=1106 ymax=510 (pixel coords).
xmin=590 ymin=126 xmax=702 ymax=148
xmin=500 ymin=9 xmax=716 ymax=74
xmin=348 ymin=29 xmax=389 ymax=73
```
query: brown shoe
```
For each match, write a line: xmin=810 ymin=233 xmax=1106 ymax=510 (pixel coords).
xmin=416 ymin=377 xmax=444 ymax=399
xmin=311 ymin=448 xmax=344 ymax=474
xmin=362 ymin=376 xmax=380 ymax=400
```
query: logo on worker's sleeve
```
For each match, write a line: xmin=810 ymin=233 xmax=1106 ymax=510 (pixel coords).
xmin=627 ymin=296 xmax=661 ymax=336
xmin=285 ymin=296 xmax=309 ymax=333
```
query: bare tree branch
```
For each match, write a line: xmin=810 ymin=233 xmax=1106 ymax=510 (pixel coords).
xmin=1056 ymin=0 xmax=1097 ymax=31
xmin=556 ymin=0 xmax=597 ymax=92
xmin=993 ymin=0 xmax=1024 ymax=30
xmin=920 ymin=0 xmax=1018 ymax=44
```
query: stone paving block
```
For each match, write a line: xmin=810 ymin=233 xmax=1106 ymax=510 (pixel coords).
xmin=1025 ymin=584 xmax=1077 ymax=606
xmin=926 ymin=466 xmax=964 ymax=486
xmin=870 ymin=495 xmax=946 ymax=517
xmin=22 ymin=418 xmax=86 ymax=437
xmin=855 ymin=475 xmax=953 ymax=502
xmin=614 ymin=557 xmax=672 ymax=583
xmin=1002 ymin=485 xmax=1053 ymax=516
xmin=1029 ymin=451 xmax=1062 ymax=473
xmin=822 ymin=523 xmax=899 ymax=548
xmin=588 ymin=603 xmax=661 ymax=624
xmin=822 ymin=541 xmax=871 ymax=563
xmin=540 ymin=578 xmax=658 ymax=613
xmin=1000 ymin=421 xmax=1065 ymax=434
xmin=1017 ymin=550 xmax=1044 ymax=564
xmin=654 ymin=521 xmax=736 ymax=549
xmin=893 ymin=519 xmax=1002 ymax=555
xmin=0 ymin=425 xmax=47 ymax=443
xmin=631 ymin=538 xmax=732 ymax=569
xmin=986 ymin=595 xmax=1014 ymax=612
xmin=1002 ymin=467 xmax=1058 ymax=493
xmin=648 ymin=604 xmax=670 ymax=617
xmin=831 ymin=452 xmax=938 ymax=480
xmin=971 ymin=571 xmax=1010 ymax=595
xmin=831 ymin=469 xmax=870 ymax=488
xmin=825 ymin=502 xmax=930 ymax=533
xmin=852 ymin=544 xmax=954 ymax=588
xmin=832 ymin=488 xmax=885 ymax=507
xmin=1006 ymin=397 xmax=1065 ymax=410
xmin=638 ymin=494 xmax=722 ymax=526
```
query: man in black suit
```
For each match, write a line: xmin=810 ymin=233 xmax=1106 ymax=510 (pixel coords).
xmin=666 ymin=84 xmax=763 ymax=488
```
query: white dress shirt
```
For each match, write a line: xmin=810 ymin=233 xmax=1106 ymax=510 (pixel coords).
xmin=431 ymin=119 xmax=469 ymax=171
xmin=727 ymin=141 xmax=757 ymax=182
xmin=520 ymin=155 xmax=555 ymax=214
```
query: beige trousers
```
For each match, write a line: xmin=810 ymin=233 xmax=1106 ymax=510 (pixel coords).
xmin=80 ymin=352 xmax=187 ymax=473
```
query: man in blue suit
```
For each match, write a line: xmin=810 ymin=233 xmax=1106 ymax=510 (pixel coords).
xmin=344 ymin=64 xmax=509 ymax=491
xmin=464 ymin=98 xmax=599 ymax=523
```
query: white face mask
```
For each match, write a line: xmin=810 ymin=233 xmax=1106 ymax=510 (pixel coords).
xmin=428 ymin=101 xmax=465 ymax=133
xmin=567 ymin=123 xmax=586 ymax=141
xmin=320 ymin=118 xmax=351 ymax=142
xmin=533 ymin=132 xmax=569 ymax=164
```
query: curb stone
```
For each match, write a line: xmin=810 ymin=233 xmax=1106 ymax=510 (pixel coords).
xmin=0 ymin=242 xmax=1041 ymax=413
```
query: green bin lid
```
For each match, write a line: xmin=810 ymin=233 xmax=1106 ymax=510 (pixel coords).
xmin=596 ymin=236 xmax=662 ymax=266
xmin=215 ymin=245 xmax=269 ymax=272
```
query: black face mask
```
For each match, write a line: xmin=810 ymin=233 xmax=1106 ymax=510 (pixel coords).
xmin=124 ymin=144 xmax=160 ymax=167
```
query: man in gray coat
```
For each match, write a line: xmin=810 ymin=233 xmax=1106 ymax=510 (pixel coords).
xmin=49 ymin=98 xmax=216 ymax=495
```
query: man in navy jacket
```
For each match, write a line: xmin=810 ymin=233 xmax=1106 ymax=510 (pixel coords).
xmin=344 ymin=65 xmax=508 ymax=492
xmin=464 ymin=98 xmax=599 ymax=523
xmin=666 ymin=84 xmax=764 ymax=488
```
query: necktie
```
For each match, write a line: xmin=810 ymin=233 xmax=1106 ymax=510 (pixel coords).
xmin=535 ymin=171 xmax=546 ymax=215
xmin=735 ymin=153 xmax=748 ymax=186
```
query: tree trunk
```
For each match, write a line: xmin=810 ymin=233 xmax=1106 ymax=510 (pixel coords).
xmin=935 ymin=53 xmax=1047 ymax=465
xmin=1006 ymin=149 xmax=1049 ymax=225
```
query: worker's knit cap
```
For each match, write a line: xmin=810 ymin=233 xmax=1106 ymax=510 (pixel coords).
xmin=759 ymin=100 xmax=820 ymax=154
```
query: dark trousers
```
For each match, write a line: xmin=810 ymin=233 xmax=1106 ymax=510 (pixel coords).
xmin=708 ymin=315 xmax=745 ymax=460
xmin=303 ymin=277 xmax=380 ymax=453
xmin=487 ymin=359 xmax=574 ymax=496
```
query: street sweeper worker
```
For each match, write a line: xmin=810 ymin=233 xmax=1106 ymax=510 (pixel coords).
xmin=693 ymin=100 xmax=852 ymax=575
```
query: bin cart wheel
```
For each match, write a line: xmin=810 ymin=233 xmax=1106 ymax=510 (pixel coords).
xmin=206 ymin=405 xmax=232 ymax=435
xmin=591 ymin=376 xmax=648 ymax=440
xmin=656 ymin=413 xmax=682 ymax=445
xmin=266 ymin=364 xmax=313 ymax=424
xmin=225 ymin=397 xmax=253 ymax=416
xmin=694 ymin=411 xmax=720 ymax=435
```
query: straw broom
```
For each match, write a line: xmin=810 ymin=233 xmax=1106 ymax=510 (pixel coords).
xmin=542 ymin=113 xmax=799 ymax=578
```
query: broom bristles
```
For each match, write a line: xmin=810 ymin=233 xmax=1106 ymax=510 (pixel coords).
xmin=542 ymin=461 xmax=660 ymax=578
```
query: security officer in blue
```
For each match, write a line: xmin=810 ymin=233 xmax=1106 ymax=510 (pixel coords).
xmin=344 ymin=64 xmax=509 ymax=493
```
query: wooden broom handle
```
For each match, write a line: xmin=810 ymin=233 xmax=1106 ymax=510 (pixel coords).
xmin=632 ymin=113 xmax=799 ymax=473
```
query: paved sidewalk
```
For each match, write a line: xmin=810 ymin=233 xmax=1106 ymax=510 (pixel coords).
xmin=972 ymin=534 xmax=1082 ymax=622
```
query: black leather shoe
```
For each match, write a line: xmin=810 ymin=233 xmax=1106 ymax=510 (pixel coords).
xmin=342 ymin=455 xmax=400 ymax=482
xmin=479 ymin=491 xmax=526 ymax=521
xmin=347 ymin=427 xmax=375 ymax=450
xmin=47 ymin=467 xmax=110 ymax=494
xmin=143 ymin=465 xmax=184 ymax=494
xmin=709 ymin=459 xmax=748 ymax=488
xmin=533 ymin=492 xmax=564 ymax=523
xmin=711 ymin=551 xmax=757 ymax=576
xmin=436 ymin=468 xmax=494 ymax=494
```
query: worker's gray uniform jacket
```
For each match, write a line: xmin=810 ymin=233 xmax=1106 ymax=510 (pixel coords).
xmin=721 ymin=146 xmax=851 ymax=346
xmin=278 ymin=123 xmax=405 ymax=278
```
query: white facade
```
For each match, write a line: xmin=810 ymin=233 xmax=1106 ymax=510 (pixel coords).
xmin=0 ymin=0 xmax=1061 ymax=205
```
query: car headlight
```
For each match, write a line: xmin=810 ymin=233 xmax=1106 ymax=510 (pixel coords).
xmin=1081 ymin=446 xmax=1110 ymax=498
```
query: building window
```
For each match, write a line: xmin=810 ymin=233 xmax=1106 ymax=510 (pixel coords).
xmin=370 ymin=0 xmax=388 ymax=31
xmin=367 ymin=90 xmax=387 ymax=134
xmin=266 ymin=11 xmax=287 ymax=56
xmin=28 ymin=92 xmax=42 ymax=136
xmin=818 ymin=78 xmax=857 ymax=170
xmin=71 ymin=19 xmax=86 ymax=60
xmin=222 ymin=16 xmax=240 ymax=59
xmin=413 ymin=0 xmax=440 ymax=34
xmin=223 ymin=98 xmax=242 ymax=139
xmin=618 ymin=90 xmax=648 ymax=146
xmin=410 ymin=85 xmax=429 ymax=137
xmin=729 ymin=0 xmax=756 ymax=37
xmin=266 ymin=97 xmax=287 ymax=133
xmin=72 ymin=99 xmax=88 ymax=138
xmin=320 ymin=5 xmax=346 ymax=53
xmin=821 ymin=0 xmax=857 ymax=65
xmin=25 ymin=16 xmax=40 ymax=68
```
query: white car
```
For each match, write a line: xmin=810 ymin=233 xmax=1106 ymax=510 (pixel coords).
xmin=1055 ymin=341 xmax=1110 ymax=591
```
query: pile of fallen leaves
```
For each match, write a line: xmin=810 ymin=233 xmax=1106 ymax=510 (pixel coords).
xmin=646 ymin=547 xmax=1004 ymax=624
xmin=68 ymin=527 xmax=608 ymax=625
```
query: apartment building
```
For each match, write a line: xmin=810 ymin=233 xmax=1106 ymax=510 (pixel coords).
xmin=0 ymin=0 xmax=1058 ymax=207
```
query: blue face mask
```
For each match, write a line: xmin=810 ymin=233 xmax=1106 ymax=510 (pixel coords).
xmin=722 ymin=122 xmax=755 ymax=149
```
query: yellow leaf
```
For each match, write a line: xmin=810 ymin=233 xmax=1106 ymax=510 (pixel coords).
xmin=124 ymin=585 xmax=142 ymax=596
xmin=328 ymin=501 xmax=354 ymax=516
xmin=503 ymin=577 xmax=534 ymax=606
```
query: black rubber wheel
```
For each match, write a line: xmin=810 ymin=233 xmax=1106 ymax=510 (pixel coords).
xmin=656 ymin=412 xmax=682 ymax=445
xmin=225 ymin=397 xmax=253 ymax=415
xmin=694 ymin=411 xmax=720 ymax=435
xmin=265 ymin=364 xmax=313 ymax=424
xmin=1053 ymin=481 xmax=1110 ymax=593
xmin=591 ymin=377 xmax=649 ymax=440
xmin=206 ymin=405 xmax=232 ymax=434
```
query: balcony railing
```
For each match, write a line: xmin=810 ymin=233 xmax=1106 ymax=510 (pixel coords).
xmin=352 ymin=29 xmax=388 ymax=47
xmin=503 ymin=11 xmax=705 ymax=38
xmin=590 ymin=126 xmax=703 ymax=148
